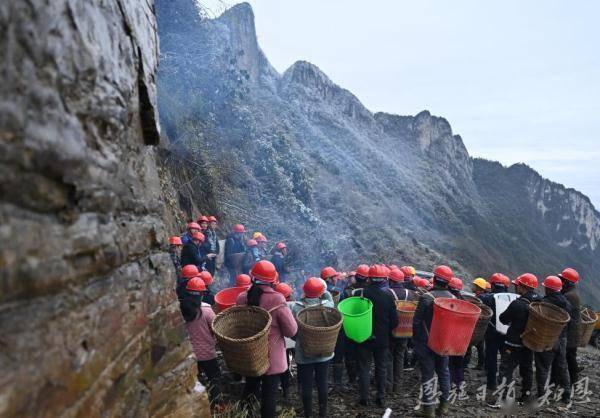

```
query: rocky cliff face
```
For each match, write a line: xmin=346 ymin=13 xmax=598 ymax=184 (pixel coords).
xmin=157 ymin=1 xmax=599 ymax=306
xmin=0 ymin=0 xmax=207 ymax=416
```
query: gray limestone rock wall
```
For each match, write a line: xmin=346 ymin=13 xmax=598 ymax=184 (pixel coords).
xmin=0 ymin=0 xmax=207 ymax=416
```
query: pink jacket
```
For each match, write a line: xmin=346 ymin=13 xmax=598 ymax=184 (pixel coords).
xmin=237 ymin=285 xmax=298 ymax=375
xmin=185 ymin=303 xmax=217 ymax=361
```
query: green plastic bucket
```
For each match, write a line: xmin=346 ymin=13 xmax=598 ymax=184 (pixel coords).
xmin=337 ymin=296 xmax=373 ymax=343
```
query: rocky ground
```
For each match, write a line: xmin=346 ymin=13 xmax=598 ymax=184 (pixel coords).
xmin=213 ymin=346 xmax=599 ymax=417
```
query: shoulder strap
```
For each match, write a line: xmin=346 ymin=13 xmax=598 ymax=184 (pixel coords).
xmin=403 ymin=289 xmax=409 ymax=301
xmin=388 ymin=288 xmax=398 ymax=301
xmin=268 ymin=302 xmax=287 ymax=313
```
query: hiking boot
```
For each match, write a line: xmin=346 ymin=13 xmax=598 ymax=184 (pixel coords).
xmin=436 ymin=399 xmax=449 ymax=416
xmin=416 ymin=405 xmax=435 ymax=417
xmin=375 ymin=398 xmax=384 ymax=407
xmin=485 ymin=389 xmax=498 ymax=407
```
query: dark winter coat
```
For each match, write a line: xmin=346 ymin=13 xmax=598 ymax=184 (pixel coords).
xmin=412 ymin=288 xmax=455 ymax=345
xmin=201 ymin=229 xmax=220 ymax=255
xmin=388 ymin=283 xmax=418 ymax=302
xmin=180 ymin=241 xmax=206 ymax=269
xmin=499 ymin=290 xmax=540 ymax=347
xmin=563 ymin=285 xmax=581 ymax=348
xmin=541 ymin=291 xmax=572 ymax=342
xmin=224 ymin=233 xmax=245 ymax=267
xmin=360 ymin=283 xmax=399 ymax=348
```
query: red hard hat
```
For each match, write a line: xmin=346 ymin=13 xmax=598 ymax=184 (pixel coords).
xmin=169 ymin=236 xmax=183 ymax=245
xmin=515 ymin=273 xmax=538 ymax=289
xmin=303 ymin=277 xmax=325 ymax=298
xmin=433 ymin=265 xmax=453 ymax=282
xmin=355 ymin=264 xmax=370 ymax=278
xmin=400 ymin=266 xmax=414 ymax=277
xmin=246 ymin=239 xmax=258 ymax=247
xmin=181 ymin=264 xmax=200 ymax=279
xmin=486 ymin=282 xmax=491 ymax=290
xmin=388 ymin=264 xmax=399 ymax=271
xmin=276 ymin=242 xmax=286 ymax=250
xmin=275 ymin=283 xmax=292 ymax=299
xmin=197 ymin=216 xmax=209 ymax=223
xmin=255 ymin=234 xmax=268 ymax=243
xmin=542 ymin=275 xmax=562 ymax=292
xmin=186 ymin=276 xmax=206 ymax=293
xmin=187 ymin=222 xmax=201 ymax=230
xmin=321 ymin=266 xmax=337 ymax=280
xmin=369 ymin=264 xmax=389 ymax=279
xmin=389 ymin=269 xmax=405 ymax=282
xmin=449 ymin=277 xmax=463 ymax=291
xmin=559 ymin=268 xmax=579 ymax=284
xmin=413 ymin=277 xmax=427 ymax=288
xmin=489 ymin=273 xmax=509 ymax=287
xmin=236 ymin=274 xmax=252 ymax=288
xmin=233 ymin=224 xmax=246 ymax=233
xmin=207 ymin=216 xmax=218 ymax=223
xmin=192 ymin=232 xmax=205 ymax=242
xmin=199 ymin=271 xmax=213 ymax=286
xmin=251 ymin=260 xmax=278 ymax=283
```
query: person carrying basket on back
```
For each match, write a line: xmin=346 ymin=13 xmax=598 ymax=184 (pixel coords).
xmin=290 ymin=277 xmax=335 ymax=417
xmin=236 ymin=260 xmax=297 ymax=418
xmin=412 ymin=265 xmax=455 ymax=417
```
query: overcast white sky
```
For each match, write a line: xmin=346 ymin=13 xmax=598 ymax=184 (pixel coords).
xmin=201 ymin=0 xmax=599 ymax=207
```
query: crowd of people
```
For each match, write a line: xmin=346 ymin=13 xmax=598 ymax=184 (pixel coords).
xmin=167 ymin=216 xmax=583 ymax=417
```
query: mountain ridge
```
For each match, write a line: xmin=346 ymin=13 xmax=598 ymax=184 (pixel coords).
xmin=156 ymin=0 xmax=599 ymax=305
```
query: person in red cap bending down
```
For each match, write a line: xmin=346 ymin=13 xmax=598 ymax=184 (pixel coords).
xmin=412 ymin=265 xmax=455 ymax=417
xmin=236 ymin=261 xmax=297 ymax=418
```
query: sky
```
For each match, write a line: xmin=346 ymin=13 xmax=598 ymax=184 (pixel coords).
xmin=201 ymin=0 xmax=600 ymax=208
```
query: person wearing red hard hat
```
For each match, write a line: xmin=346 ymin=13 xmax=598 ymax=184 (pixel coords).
xmin=224 ymin=223 xmax=247 ymax=286
xmin=532 ymin=276 xmax=574 ymax=405
xmin=558 ymin=267 xmax=581 ymax=386
xmin=447 ymin=277 xmax=467 ymax=392
xmin=181 ymin=221 xmax=202 ymax=245
xmin=235 ymin=274 xmax=252 ymax=289
xmin=255 ymin=233 xmax=269 ymax=259
xmin=197 ymin=271 xmax=215 ymax=305
xmin=478 ymin=272 xmax=513 ymax=401
xmin=352 ymin=264 xmax=398 ymax=407
xmin=168 ymin=236 xmax=184 ymax=276
xmin=412 ymin=265 xmax=455 ymax=416
xmin=274 ymin=283 xmax=293 ymax=301
xmin=496 ymin=273 xmax=541 ymax=406
xmin=270 ymin=242 xmax=290 ymax=282
xmin=181 ymin=231 xmax=208 ymax=271
xmin=236 ymin=261 xmax=297 ymax=418
xmin=242 ymin=239 xmax=261 ymax=274
xmin=196 ymin=215 xmax=210 ymax=231
xmin=387 ymin=268 xmax=418 ymax=394
xmin=180 ymin=276 xmax=221 ymax=404
xmin=289 ymin=277 xmax=334 ymax=417
xmin=201 ymin=216 xmax=220 ymax=276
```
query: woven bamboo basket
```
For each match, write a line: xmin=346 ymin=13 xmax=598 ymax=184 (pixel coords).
xmin=522 ymin=302 xmax=570 ymax=352
xmin=330 ymin=290 xmax=341 ymax=307
xmin=297 ymin=305 xmax=343 ymax=357
xmin=392 ymin=300 xmax=418 ymax=338
xmin=212 ymin=305 xmax=271 ymax=376
xmin=578 ymin=307 xmax=598 ymax=347
xmin=470 ymin=304 xmax=493 ymax=345
xmin=463 ymin=294 xmax=483 ymax=307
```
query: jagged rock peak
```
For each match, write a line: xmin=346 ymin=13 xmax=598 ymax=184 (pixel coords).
xmin=217 ymin=2 xmax=262 ymax=82
xmin=281 ymin=60 xmax=335 ymax=89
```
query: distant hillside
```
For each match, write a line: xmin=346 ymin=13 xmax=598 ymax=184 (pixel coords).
xmin=156 ymin=0 xmax=600 ymax=306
